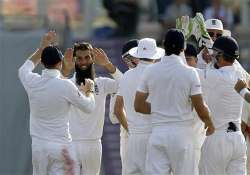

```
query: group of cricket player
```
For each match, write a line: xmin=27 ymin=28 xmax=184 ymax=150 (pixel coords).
xmin=18 ymin=12 xmax=250 ymax=175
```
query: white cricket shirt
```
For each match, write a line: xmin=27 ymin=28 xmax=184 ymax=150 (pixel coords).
xmin=69 ymin=74 xmax=118 ymax=140
xmin=197 ymin=65 xmax=244 ymax=128
xmin=137 ymin=55 xmax=202 ymax=124
xmin=18 ymin=60 xmax=95 ymax=143
xmin=117 ymin=62 xmax=152 ymax=134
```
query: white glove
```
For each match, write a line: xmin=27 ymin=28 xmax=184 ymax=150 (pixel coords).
xmin=176 ymin=15 xmax=193 ymax=40
xmin=192 ymin=13 xmax=214 ymax=49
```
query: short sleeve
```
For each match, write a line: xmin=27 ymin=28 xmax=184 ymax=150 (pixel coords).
xmin=196 ymin=68 xmax=219 ymax=89
xmin=190 ymin=69 xmax=202 ymax=96
xmin=137 ymin=67 xmax=150 ymax=93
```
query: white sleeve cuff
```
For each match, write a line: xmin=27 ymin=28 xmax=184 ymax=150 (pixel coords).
xmin=111 ymin=68 xmax=123 ymax=81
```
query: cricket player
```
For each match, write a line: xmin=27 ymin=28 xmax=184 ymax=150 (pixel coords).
xmin=114 ymin=38 xmax=164 ymax=175
xmin=62 ymin=42 xmax=122 ymax=175
xmin=191 ymin=15 xmax=249 ymax=81
xmin=196 ymin=18 xmax=224 ymax=69
xmin=18 ymin=31 xmax=95 ymax=174
xmin=198 ymin=36 xmax=246 ymax=175
xmin=109 ymin=39 xmax=139 ymax=175
xmin=184 ymin=43 xmax=207 ymax=165
xmin=134 ymin=29 xmax=214 ymax=175
xmin=179 ymin=13 xmax=250 ymax=158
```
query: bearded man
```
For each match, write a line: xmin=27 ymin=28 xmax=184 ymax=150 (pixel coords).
xmin=62 ymin=42 xmax=122 ymax=175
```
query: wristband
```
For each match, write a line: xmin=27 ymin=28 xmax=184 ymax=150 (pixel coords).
xmin=239 ymin=88 xmax=248 ymax=98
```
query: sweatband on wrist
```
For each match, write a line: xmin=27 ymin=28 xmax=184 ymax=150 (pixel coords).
xmin=239 ymin=88 xmax=248 ymax=98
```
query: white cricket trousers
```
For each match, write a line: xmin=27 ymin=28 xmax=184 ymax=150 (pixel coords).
xmin=246 ymin=137 xmax=250 ymax=175
xmin=199 ymin=126 xmax=247 ymax=175
xmin=32 ymin=137 xmax=76 ymax=175
xmin=145 ymin=121 xmax=198 ymax=175
xmin=73 ymin=139 xmax=102 ymax=175
xmin=193 ymin=117 xmax=206 ymax=165
xmin=120 ymin=127 xmax=128 ymax=175
xmin=126 ymin=132 xmax=151 ymax=175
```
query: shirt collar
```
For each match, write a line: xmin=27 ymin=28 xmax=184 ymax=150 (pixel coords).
xmin=160 ymin=54 xmax=185 ymax=64
xmin=42 ymin=69 xmax=61 ymax=78
xmin=137 ymin=61 xmax=152 ymax=68
xmin=219 ymin=65 xmax=235 ymax=72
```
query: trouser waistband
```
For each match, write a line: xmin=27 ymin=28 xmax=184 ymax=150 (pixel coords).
xmin=216 ymin=122 xmax=240 ymax=133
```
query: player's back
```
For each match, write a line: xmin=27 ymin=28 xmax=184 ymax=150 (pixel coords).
xmin=119 ymin=62 xmax=152 ymax=133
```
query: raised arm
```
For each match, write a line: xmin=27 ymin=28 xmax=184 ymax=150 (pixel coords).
xmin=65 ymin=78 xmax=95 ymax=113
xmin=62 ymin=48 xmax=75 ymax=77
xmin=92 ymin=48 xmax=116 ymax=74
xmin=18 ymin=31 xmax=57 ymax=88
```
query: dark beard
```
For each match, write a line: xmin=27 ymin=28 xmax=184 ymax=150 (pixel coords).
xmin=75 ymin=63 xmax=95 ymax=85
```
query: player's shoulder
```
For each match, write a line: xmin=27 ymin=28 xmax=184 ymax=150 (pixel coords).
xmin=95 ymin=76 xmax=113 ymax=82
xmin=123 ymin=68 xmax=136 ymax=77
xmin=180 ymin=65 xmax=200 ymax=80
xmin=181 ymin=63 xmax=197 ymax=73
xmin=60 ymin=78 xmax=77 ymax=87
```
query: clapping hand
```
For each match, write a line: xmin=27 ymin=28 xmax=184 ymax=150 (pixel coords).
xmin=79 ymin=79 xmax=95 ymax=96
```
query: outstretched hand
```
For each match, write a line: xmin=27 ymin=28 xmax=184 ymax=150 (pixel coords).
xmin=40 ymin=31 xmax=57 ymax=49
xmin=204 ymin=122 xmax=215 ymax=136
xmin=62 ymin=48 xmax=75 ymax=77
xmin=92 ymin=48 xmax=111 ymax=66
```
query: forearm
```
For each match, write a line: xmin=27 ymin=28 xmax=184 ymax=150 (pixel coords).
xmin=104 ymin=62 xmax=116 ymax=74
xmin=29 ymin=48 xmax=43 ymax=67
xmin=75 ymin=93 xmax=95 ymax=113
xmin=195 ymin=103 xmax=213 ymax=127
xmin=238 ymin=88 xmax=250 ymax=103
xmin=134 ymin=101 xmax=151 ymax=114
xmin=115 ymin=109 xmax=128 ymax=131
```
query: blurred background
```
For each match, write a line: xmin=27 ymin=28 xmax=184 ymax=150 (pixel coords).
xmin=1 ymin=0 xmax=250 ymax=174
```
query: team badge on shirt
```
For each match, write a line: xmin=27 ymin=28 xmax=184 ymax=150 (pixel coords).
xmin=94 ymin=83 xmax=99 ymax=95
